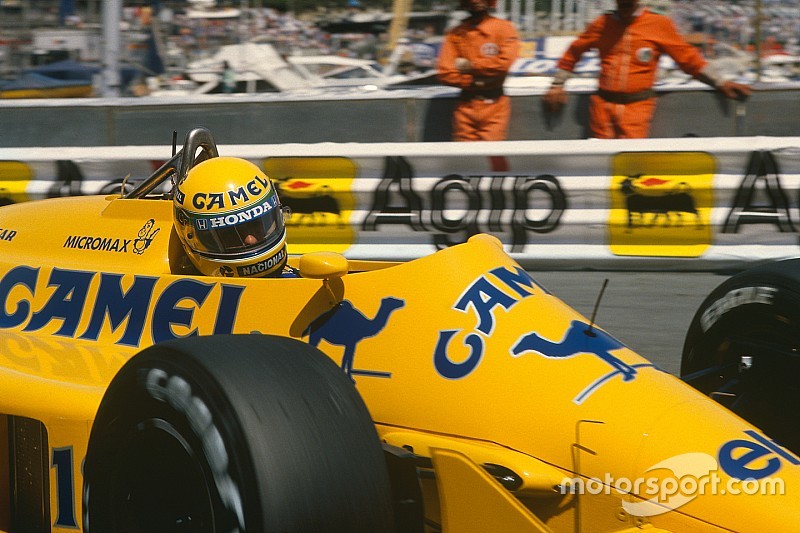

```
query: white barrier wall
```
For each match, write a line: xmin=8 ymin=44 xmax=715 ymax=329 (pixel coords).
xmin=2 ymin=137 xmax=800 ymax=271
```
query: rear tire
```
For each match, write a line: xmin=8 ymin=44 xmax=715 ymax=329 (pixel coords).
xmin=682 ymin=259 xmax=800 ymax=453
xmin=83 ymin=334 xmax=394 ymax=532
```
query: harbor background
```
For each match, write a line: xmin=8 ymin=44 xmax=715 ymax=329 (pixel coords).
xmin=3 ymin=1 xmax=799 ymax=93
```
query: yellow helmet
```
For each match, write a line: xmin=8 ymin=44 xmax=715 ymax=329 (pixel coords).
xmin=174 ymin=156 xmax=288 ymax=278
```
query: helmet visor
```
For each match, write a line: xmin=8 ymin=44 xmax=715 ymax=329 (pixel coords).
xmin=178 ymin=194 xmax=285 ymax=259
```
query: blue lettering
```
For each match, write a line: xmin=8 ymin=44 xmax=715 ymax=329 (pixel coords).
xmin=491 ymin=266 xmax=548 ymax=296
xmin=0 ymin=265 xmax=241 ymax=345
xmin=719 ymin=431 xmax=800 ymax=480
xmin=52 ymin=447 xmax=78 ymax=528
xmin=78 ymin=273 xmax=158 ymax=346
xmin=455 ymin=276 xmax=517 ymax=335
xmin=719 ymin=438 xmax=782 ymax=480
xmin=434 ymin=270 xmax=539 ymax=379
xmin=151 ymin=279 xmax=214 ymax=344
xmin=214 ymin=284 xmax=244 ymax=334
xmin=228 ymin=187 xmax=249 ymax=206
xmin=433 ymin=330 xmax=484 ymax=379
xmin=24 ymin=269 xmax=94 ymax=336
xmin=192 ymin=193 xmax=206 ymax=209
xmin=745 ymin=430 xmax=800 ymax=465
xmin=208 ymin=193 xmax=224 ymax=209
xmin=0 ymin=266 xmax=38 ymax=328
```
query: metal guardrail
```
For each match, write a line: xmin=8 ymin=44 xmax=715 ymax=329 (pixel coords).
xmin=0 ymin=82 xmax=798 ymax=148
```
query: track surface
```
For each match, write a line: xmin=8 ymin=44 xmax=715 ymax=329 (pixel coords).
xmin=530 ymin=271 xmax=730 ymax=375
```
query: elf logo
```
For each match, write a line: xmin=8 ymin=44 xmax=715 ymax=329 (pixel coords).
xmin=719 ymin=430 xmax=800 ymax=480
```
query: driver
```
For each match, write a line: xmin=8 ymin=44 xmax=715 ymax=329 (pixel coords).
xmin=173 ymin=156 xmax=295 ymax=278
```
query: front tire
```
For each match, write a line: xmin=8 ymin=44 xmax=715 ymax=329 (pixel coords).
xmin=83 ymin=334 xmax=394 ymax=532
xmin=681 ymin=259 xmax=800 ymax=453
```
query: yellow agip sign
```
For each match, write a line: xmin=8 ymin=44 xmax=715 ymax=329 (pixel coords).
xmin=0 ymin=160 xmax=34 ymax=205
xmin=609 ymin=151 xmax=715 ymax=257
xmin=262 ymin=157 xmax=357 ymax=254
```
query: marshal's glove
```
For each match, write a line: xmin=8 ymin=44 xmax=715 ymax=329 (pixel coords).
xmin=454 ymin=57 xmax=472 ymax=72
xmin=717 ymin=80 xmax=753 ymax=101
xmin=543 ymin=85 xmax=568 ymax=113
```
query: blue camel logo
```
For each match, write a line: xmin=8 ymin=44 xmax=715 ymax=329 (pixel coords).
xmin=511 ymin=319 xmax=659 ymax=404
xmin=305 ymin=297 xmax=405 ymax=379
xmin=512 ymin=320 xmax=636 ymax=380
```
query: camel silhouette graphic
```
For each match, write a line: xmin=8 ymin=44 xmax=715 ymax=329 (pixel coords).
xmin=305 ymin=296 xmax=405 ymax=378
xmin=511 ymin=319 xmax=637 ymax=381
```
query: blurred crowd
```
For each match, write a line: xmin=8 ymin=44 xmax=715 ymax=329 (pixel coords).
xmin=115 ymin=4 xmax=443 ymax=73
xmin=4 ymin=0 xmax=800 ymax=86
xmin=145 ymin=1 xmax=800 ymax=70
xmin=670 ymin=0 xmax=800 ymax=56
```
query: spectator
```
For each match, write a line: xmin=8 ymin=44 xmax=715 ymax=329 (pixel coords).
xmin=222 ymin=61 xmax=236 ymax=94
xmin=437 ymin=0 xmax=520 ymax=141
xmin=543 ymin=0 xmax=752 ymax=139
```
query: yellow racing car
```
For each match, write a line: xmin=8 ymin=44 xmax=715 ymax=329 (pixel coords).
xmin=0 ymin=128 xmax=797 ymax=532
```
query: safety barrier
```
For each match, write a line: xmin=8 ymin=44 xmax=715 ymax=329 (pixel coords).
xmin=1 ymin=82 xmax=799 ymax=148
xmin=2 ymin=136 xmax=800 ymax=271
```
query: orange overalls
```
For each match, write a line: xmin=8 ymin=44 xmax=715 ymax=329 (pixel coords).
xmin=437 ymin=15 xmax=520 ymax=141
xmin=558 ymin=8 xmax=707 ymax=138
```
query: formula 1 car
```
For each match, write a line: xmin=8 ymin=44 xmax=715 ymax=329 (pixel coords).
xmin=0 ymin=127 xmax=798 ymax=532
xmin=682 ymin=259 xmax=800 ymax=457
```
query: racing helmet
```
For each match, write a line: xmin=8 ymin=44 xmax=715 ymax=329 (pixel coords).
xmin=174 ymin=156 xmax=288 ymax=278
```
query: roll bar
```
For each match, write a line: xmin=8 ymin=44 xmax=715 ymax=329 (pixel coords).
xmin=122 ymin=127 xmax=220 ymax=199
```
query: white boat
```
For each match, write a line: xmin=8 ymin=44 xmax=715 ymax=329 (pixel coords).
xmin=287 ymin=55 xmax=411 ymax=90
xmin=147 ymin=41 xmax=437 ymax=96
xmin=181 ymin=42 xmax=313 ymax=93
xmin=184 ymin=0 xmax=241 ymax=19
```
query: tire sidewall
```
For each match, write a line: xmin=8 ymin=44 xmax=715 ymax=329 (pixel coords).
xmin=84 ymin=335 xmax=396 ymax=532
xmin=682 ymin=262 xmax=800 ymax=375
xmin=84 ymin=350 xmax=257 ymax=532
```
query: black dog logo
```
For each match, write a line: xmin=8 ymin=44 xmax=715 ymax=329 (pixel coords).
xmin=620 ymin=175 xmax=701 ymax=229
xmin=275 ymin=180 xmax=343 ymax=227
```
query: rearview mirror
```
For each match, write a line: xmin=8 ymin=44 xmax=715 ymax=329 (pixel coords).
xmin=299 ymin=252 xmax=349 ymax=280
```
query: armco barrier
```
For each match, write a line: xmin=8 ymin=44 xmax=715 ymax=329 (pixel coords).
xmin=1 ymin=82 xmax=799 ymax=147
xmin=2 ymin=137 xmax=800 ymax=271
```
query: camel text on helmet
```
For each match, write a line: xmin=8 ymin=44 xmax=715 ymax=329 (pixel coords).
xmin=191 ymin=175 xmax=271 ymax=211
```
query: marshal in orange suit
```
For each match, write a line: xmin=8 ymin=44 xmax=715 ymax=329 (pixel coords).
xmin=437 ymin=0 xmax=520 ymax=141
xmin=544 ymin=0 xmax=752 ymax=139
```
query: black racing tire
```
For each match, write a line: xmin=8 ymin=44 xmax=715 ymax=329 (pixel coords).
xmin=681 ymin=259 xmax=800 ymax=453
xmin=83 ymin=334 xmax=395 ymax=532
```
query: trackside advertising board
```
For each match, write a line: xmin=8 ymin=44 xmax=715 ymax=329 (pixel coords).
xmin=2 ymin=137 xmax=800 ymax=270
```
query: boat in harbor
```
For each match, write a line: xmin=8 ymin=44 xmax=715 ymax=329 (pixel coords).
xmin=146 ymin=41 xmax=437 ymax=96
xmin=0 ymin=72 xmax=93 ymax=98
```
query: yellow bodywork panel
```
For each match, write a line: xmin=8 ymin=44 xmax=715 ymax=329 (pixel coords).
xmin=379 ymin=427 xmax=568 ymax=495
xmin=432 ymin=448 xmax=552 ymax=532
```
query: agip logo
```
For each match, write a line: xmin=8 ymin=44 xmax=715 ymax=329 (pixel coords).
xmin=609 ymin=152 xmax=715 ymax=257
xmin=262 ymin=157 xmax=356 ymax=254
xmin=0 ymin=160 xmax=34 ymax=205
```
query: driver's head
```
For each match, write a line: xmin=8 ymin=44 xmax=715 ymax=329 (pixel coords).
xmin=174 ymin=157 xmax=288 ymax=278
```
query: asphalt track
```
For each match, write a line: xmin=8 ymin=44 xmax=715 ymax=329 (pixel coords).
xmin=529 ymin=270 xmax=732 ymax=376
